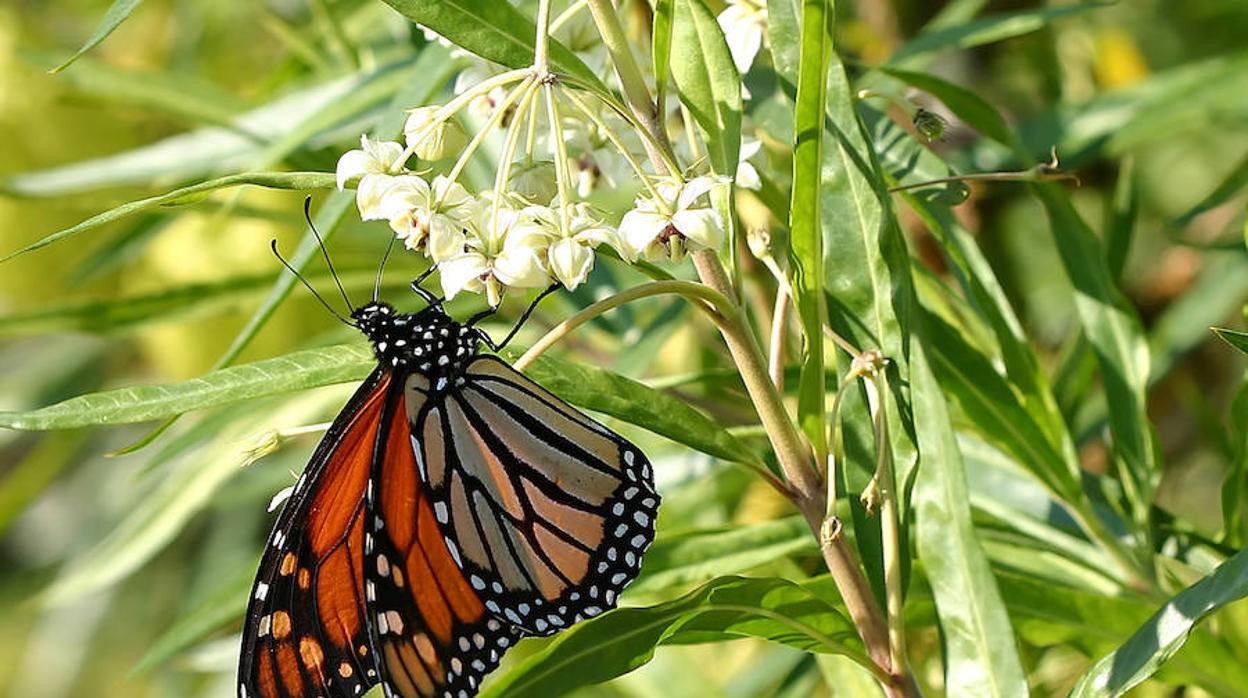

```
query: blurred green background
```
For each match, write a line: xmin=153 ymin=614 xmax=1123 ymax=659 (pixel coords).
xmin=1 ymin=1 xmax=1247 ymax=696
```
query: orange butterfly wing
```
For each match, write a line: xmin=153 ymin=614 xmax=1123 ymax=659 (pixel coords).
xmin=409 ymin=356 xmax=660 ymax=637
xmin=364 ymin=381 xmax=522 ymax=698
xmin=239 ymin=369 xmax=389 ymax=698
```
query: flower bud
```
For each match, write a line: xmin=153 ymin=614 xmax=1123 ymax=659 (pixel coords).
xmin=404 ymin=106 xmax=468 ymax=161
xmin=746 ymin=227 xmax=772 ymax=260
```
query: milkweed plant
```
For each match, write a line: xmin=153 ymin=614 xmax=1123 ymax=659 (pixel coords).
xmin=3 ymin=1 xmax=1248 ymax=697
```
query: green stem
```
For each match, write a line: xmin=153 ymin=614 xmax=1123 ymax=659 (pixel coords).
xmin=395 ymin=68 xmax=531 ymax=169
xmin=514 ymin=280 xmax=735 ymax=371
xmin=561 ymin=88 xmax=670 ymax=213
xmin=442 ymin=76 xmax=536 ymax=197
xmin=491 ymin=82 xmax=542 ymax=231
xmin=543 ymin=84 xmax=575 ymax=236
xmin=534 ymin=0 xmax=554 ymax=72
xmin=866 ymin=370 xmax=908 ymax=676
xmin=583 ymin=0 xmax=675 ymax=174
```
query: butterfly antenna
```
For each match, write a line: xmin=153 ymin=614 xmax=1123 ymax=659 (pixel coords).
xmin=271 ymin=240 xmax=353 ymax=326
xmin=488 ymin=283 xmax=561 ymax=352
xmin=374 ymin=237 xmax=396 ymax=302
xmin=303 ymin=196 xmax=353 ymax=311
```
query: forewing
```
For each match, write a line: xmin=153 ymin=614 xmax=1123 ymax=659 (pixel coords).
xmin=239 ymin=370 xmax=389 ymax=698
xmin=411 ymin=355 xmax=659 ymax=636
xmin=364 ymin=376 xmax=523 ymax=698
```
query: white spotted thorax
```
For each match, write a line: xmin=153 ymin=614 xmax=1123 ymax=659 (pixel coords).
xmin=352 ymin=301 xmax=480 ymax=377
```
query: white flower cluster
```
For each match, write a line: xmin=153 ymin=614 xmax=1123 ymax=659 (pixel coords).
xmin=336 ymin=129 xmax=729 ymax=306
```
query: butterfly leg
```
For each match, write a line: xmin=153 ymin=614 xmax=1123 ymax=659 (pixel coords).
xmin=472 ymin=283 xmax=561 ymax=352
xmin=410 ymin=267 xmax=445 ymax=308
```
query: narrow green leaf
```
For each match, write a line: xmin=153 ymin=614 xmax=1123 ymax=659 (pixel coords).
xmin=377 ymin=0 xmax=602 ymax=89
xmin=1034 ymin=185 xmax=1158 ymax=524
xmin=1172 ymin=152 xmax=1248 ymax=228
xmin=1070 ymin=548 xmax=1248 ymax=697
xmin=876 ymin=67 xmax=1019 ymax=151
xmin=786 ymin=0 xmax=830 ymax=456
xmin=766 ymin=0 xmax=802 ymax=85
xmin=482 ymin=576 xmax=864 ymax=698
xmin=652 ymin=0 xmax=676 ymax=106
xmin=630 ymin=517 xmax=816 ymax=594
xmin=1214 ymin=327 xmax=1248 ymax=355
xmin=911 ymin=338 xmax=1029 ymax=697
xmin=50 ymin=0 xmax=144 ymax=73
xmin=0 ymin=344 xmax=373 ymax=431
xmin=890 ymin=3 xmax=1112 ymax=63
xmin=43 ymin=393 xmax=342 ymax=605
xmin=0 ymin=269 xmax=404 ymax=336
xmin=0 ymin=172 xmax=335 ymax=263
xmin=509 ymin=352 xmax=761 ymax=466
xmin=920 ymin=307 xmax=1079 ymax=497
xmin=670 ymin=0 xmax=742 ymax=175
xmin=998 ymin=571 xmax=1248 ymax=696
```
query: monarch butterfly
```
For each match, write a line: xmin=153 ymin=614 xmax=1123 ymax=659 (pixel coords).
xmin=238 ymin=223 xmax=659 ymax=698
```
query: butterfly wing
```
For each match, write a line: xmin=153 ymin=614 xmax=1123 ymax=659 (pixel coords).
xmin=239 ymin=369 xmax=389 ymax=698
xmin=364 ymin=373 xmax=523 ymax=698
xmin=410 ymin=355 xmax=660 ymax=636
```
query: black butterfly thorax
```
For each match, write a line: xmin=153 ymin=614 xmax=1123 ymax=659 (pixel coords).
xmin=352 ymin=301 xmax=481 ymax=379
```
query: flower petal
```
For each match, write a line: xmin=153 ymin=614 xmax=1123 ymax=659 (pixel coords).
xmin=356 ymin=174 xmax=399 ymax=220
xmin=618 ymin=209 xmax=670 ymax=260
xmin=427 ymin=216 xmax=468 ymax=262
xmin=335 ymin=149 xmax=372 ymax=189
xmin=439 ymin=253 xmax=488 ymax=299
xmin=677 ymin=175 xmax=719 ymax=210
xmin=672 ymin=208 xmax=725 ymax=250
xmin=548 ymin=238 xmax=595 ymax=289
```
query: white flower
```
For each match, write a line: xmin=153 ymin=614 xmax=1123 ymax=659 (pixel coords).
xmin=336 ymin=135 xmax=406 ymax=219
xmin=736 ymin=137 xmax=763 ymax=191
xmin=619 ymin=176 xmax=726 ymax=261
xmin=454 ymin=58 xmax=511 ymax=119
xmin=404 ymin=106 xmax=469 ymax=162
xmin=547 ymin=205 xmax=622 ymax=289
xmin=377 ymin=175 xmax=476 ymax=262
xmin=718 ymin=0 xmax=768 ymax=75
xmin=440 ymin=206 xmax=555 ymax=305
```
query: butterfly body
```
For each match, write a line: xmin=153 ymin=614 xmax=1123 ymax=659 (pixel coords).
xmin=239 ymin=298 xmax=659 ymax=698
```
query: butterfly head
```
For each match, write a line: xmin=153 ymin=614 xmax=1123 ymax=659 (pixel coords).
xmin=353 ymin=301 xmax=480 ymax=373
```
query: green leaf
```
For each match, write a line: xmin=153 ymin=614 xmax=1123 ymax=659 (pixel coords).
xmin=482 ymin=576 xmax=866 ymax=698
xmin=890 ymin=3 xmax=1112 ymax=64
xmin=652 ymin=0 xmax=676 ymax=107
xmin=1172 ymin=152 xmax=1248 ymax=229
xmin=630 ymin=517 xmax=816 ymax=594
xmin=42 ymin=392 xmax=343 ymax=605
xmin=0 ymin=268 xmax=405 ymax=336
xmin=1222 ymin=378 xmax=1248 ymax=547
xmin=1034 ymin=185 xmax=1158 ymax=524
xmin=920 ymin=307 xmax=1079 ymax=497
xmin=786 ymin=0 xmax=831 ymax=456
xmin=50 ymin=0 xmax=144 ymax=73
xmin=876 ymin=67 xmax=1020 ymax=151
xmin=377 ymin=0 xmax=602 ymax=89
xmin=910 ymin=337 xmax=1029 ymax=697
xmin=1214 ymin=327 xmax=1248 ymax=355
xmin=0 ymin=171 xmax=335 ymax=263
xmin=509 ymin=352 xmax=761 ymax=466
xmin=998 ymin=571 xmax=1248 ymax=695
xmin=0 ymin=344 xmax=373 ymax=430
xmin=1069 ymin=548 xmax=1248 ymax=697
xmin=670 ymin=0 xmax=742 ymax=175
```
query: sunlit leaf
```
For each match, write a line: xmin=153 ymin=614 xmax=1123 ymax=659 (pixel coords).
xmin=1069 ymin=548 xmax=1248 ymax=697
xmin=630 ymin=517 xmax=816 ymax=594
xmin=482 ymin=576 xmax=865 ymax=698
xmin=670 ymin=0 xmax=742 ymax=175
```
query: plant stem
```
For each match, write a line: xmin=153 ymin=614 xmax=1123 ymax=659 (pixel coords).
xmin=534 ymin=0 xmax=554 ymax=72
xmin=515 ymin=280 xmax=734 ymax=371
xmin=866 ymin=370 xmax=908 ymax=675
xmin=583 ymin=0 xmax=674 ymax=174
xmin=768 ymin=289 xmax=789 ymax=390
xmin=443 ymin=77 xmax=535 ymax=194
